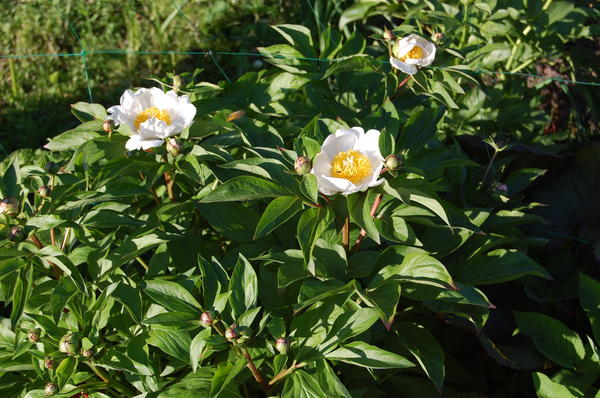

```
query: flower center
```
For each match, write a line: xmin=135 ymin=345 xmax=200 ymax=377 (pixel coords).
xmin=400 ymin=45 xmax=424 ymax=61
xmin=330 ymin=150 xmax=372 ymax=184
xmin=134 ymin=107 xmax=172 ymax=130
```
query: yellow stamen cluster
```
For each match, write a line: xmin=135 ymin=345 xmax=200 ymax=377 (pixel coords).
xmin=330 ymin=150 xmax=372 ymax=184
xmin=134 ymin=107 xmax=172 ymax=130
xmin=400 ymin=45 xmax=424 ymax=61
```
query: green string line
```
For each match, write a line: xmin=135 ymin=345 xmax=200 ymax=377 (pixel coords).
xmin=170 ymin=0 xmax=231 ymax=83
xmin=67 ymin=23 xmax=94 ymax=102
xmin=2 ymin=49 xmax=599 ymax=87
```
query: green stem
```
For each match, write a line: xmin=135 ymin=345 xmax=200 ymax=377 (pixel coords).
xmin=87 ymin=363 xmax=134 ymax=396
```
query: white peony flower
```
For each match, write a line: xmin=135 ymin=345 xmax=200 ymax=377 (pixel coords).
xmin=107 ymin=87 xmax=196 ymax=151
xmin=311 ymin=127 xmax=385 ymax=196
xmin=389 ymin=34 xmax=436 ymax=75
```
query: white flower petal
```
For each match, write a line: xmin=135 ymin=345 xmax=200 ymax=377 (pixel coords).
xmin=322 ymin=129 xmax=359 ymax=158
xmin=125 ymin=135 xmax=143 ymax=150
xmin=360 ymin=129 xmax=382 ymax=157
xmin=390 ymin=57 xmax=418 ymax=75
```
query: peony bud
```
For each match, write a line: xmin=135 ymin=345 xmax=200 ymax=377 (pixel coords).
xmin=102 ymin=119 xmax=114 ymax=134
xmin=7 ymin=226 xmax=25 ymax=243
xmin=383 ymin=29 xmax=395 ymax=41
xmin=225 ymin=324 xmax=239 ymax=341
xmin=81 ymin=348 xmax=94 ymax=358
xmin=28 ymin=329 xmax=40 ymax=343
xmin=226 ymin=110 xmax=246 ymax=122
xmin=0 ymin=198 xmax=19 ymax=217
xmin=45 ymin=358 xmax=55 ymax=369
xmin=45 ymin=162 xmax=60 ymax=175
xmin=200 ymin=310 xmax=216 ymax=328
xmin=38 ymin=186 xmax=51 ymax=198
xmin=490 ymin=181 xmax=509 ymax=196
xmin=432 ymin=32 xmax=444 ymax=42
xmin=166 ymin=138 xmax=183 ymax=157
xmin=45 ymin=383 xmax=58 ymax=396
xmin=59 ymin=333 xmax=79 ymax=356
xmin=384 ymin=154 xmax=403 ymax=170
xmin=275 ymin=337 xmax=290 ymax=354
xmin=294 ymin=156 xmax=312 ymax=175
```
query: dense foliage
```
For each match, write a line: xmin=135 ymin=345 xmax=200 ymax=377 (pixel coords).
xmin=1 ymin=1 xmax=599 ymax=397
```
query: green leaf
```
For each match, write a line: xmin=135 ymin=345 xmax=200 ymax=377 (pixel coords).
xmin=10 ymin=266 xmax=32 ymax=328
xmin=323 ymin=55 xmax=380 ymax=79
xmin=338 ymin=1 xmax=384 ymax=29
xmin=363 ymin=283 xmax=401 ymax=329
xmin=514 ymin=312 xmax=585 ymax=369
xmin=254 ymin=196 xmax=303 ymax=239
xmin=325 ymin=341 xmax=414 ymax=369
xmin=271 ymin=24 xmax=315 ymax=57
xmin=229 ymin=254 xmax=258 ymax=317
xmin=300 ymin=174 xmax=319 ymax=204
xmin=397 ymin=107 xmax=445 ymax=155
xmin=200 ymin=176 xmax=290 ymax=203
xmin=267 ymin=316 xmax=286 ymax=339
xmin=282 ymin=370 xmax=327 ymax=398
xmin=456 ymin=249 xmax=551 ymax=285
xmin=56 ymin=357 xmax=77 ymax=388
xmin=580 ymin=274 xmax=600 ymax=344
xmin=347 ymin=192 xmax=380 ymax=244
xmin=143 ymin=279 xmax=202 ymax=313
xmin=190 ymin=328 xmax=212 ymax=373
xmin=147 ymin=328 xmax=192 ymax=363
xmin=71 ymin=102 xmax=107 ymax=121
xmin=297 ymin=207 xmax=331 ymax=266
xmin=532 ymin=372 xmax=579 ymax=398
xmin=44 ymin=121 xmax=102 ymax=151
xmin=210 ymin=359 xmax=247 ymax=398
xmin=396 ymin=323 xmax=445 ymax=393
xmin=370 ymin=252 xmax=453 ymax=290
xmin=382 ymin=180 xmax=450 ymax=226
xmin=505 ymin=168 xmax=546 ymax=195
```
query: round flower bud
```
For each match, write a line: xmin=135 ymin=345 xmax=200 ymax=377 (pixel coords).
xmin=38 ymin=186 xmax=51 ymax=198
xmin=166 ymin=138 xmax=183 ymax=157
xmin=45 ymin=358 xmax=55 ymax=369
xmin=45 ymin=383 xmax=58 ymax=396
xmin=253 ymin=60 xmax=264 ymax=69
xmin=58 ymin=333 xmax=80 ymax=356
xmin=383 ymin=29 xmax=395 ymax=41
xmin=45 ymin=162 xmax=61 ymax=175
xmin=225 ymin=324 xmax=239 ymax=341
xmin=7 ymin=226 xmax=25 ymax=243
xmin=490 ymin=181 xmax=509 ymax=196
xmin=28 ymin=329 xmax=40 ymax=343
xmin=384 ymin=154 xmax=403 ymax=171
xmin=294 ymin=156 xmax=312 ymax=175
xmin=102 ymin=119 xmax=114 ymax=134
xmin=200 ymin=310 xmax=216 ymax=328
xmin=226 ymin=110 xmax=246 ymax=122
xmin=81 ymin=348 xmax=94 ymax=358
xmin=0 ymin=198 xmax=19 ymax=217
xmin=432 ymin=32 xmax=444 ymax=42
xmin=275 ymin=337 xmax=290 ymax=354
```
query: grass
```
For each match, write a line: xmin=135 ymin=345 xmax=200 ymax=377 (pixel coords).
xmin=0 ymin=0 xmax=311 ymax=152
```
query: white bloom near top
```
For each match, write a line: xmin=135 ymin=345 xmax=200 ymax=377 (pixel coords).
xmin=108 ymin=87 xmax=196 ymax=150
xmin=311 ymin=127 xmax=385 ymax=196
xmin=389 ymin=34 xmax=436 ymax=75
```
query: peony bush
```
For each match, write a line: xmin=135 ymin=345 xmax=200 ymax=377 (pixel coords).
xmin=0 ymin=8 xmax=599 ymax=398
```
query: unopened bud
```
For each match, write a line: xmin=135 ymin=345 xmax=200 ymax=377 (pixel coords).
xmin=7 ymin=226 xmax=25 ymax=243
xmin=275 ymin=337 xmax=290 ymax=354
xmin=384 ymin=154 xmax=403 ymax=170
xmin=225 ymin=324 xmax=239 ymax=341
xmin=383 ymin=29 xmax=395 ymax=41
xmin=166 ymin=138 xmax=183 ymax=157
xmin=294 ymin=156 xmax=312 ymax=175
xmin=59 ymin=333 xmax=79 ymax=356
xmin=490 ymin=181 xmax=509 ymax=196
xmin=0 ymin=198 xmax=19 ymax=217
xmin=253 ymin=60 xmax=264 ymax=69
xmin=172 ymin=75 xmax=182 ymax=93
xmin=432 ymin=32 xmax=444 ymax=42
xmin=45 ymin=383 xmax=58 ymax=396
xmin=226 ymin=110 xmax=246 ymax=122
xmin=200 ymin=310 xmax=216 ymax=328
xmin=102 ymin=119 xmax=114 ymax=134
xmin=38 ymin=186 xmax=51 ymax=198
xmin=81 ymin=348 xmax=94 ymax=358
xmin=45 ymin=358 xmax=55 ymax=369
xmin=28 ymin=329 xmax=40 ymax=343
xmin=45 ymin=162 xmax=60 ymax=175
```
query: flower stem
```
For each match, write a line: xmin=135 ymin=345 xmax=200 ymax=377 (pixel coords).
xmin=342 ymin=216 xmax=350 ymax=253
xmin=240 ymin=346 xmax=270 ymax=393
xmin=390 ymin=75 xmax=412 ymax=101
xmin=87 ymin=363 xmax=133 ymax=396
xmin=268 ymin=361 xmax=306 ymax=386
xmin=30 ymin=234 xmax=62 ymax=278
xmin=164 ymin=172 xmax=174 ymax=200
xmin=352 ymin=193 xmax=383 ymax=252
